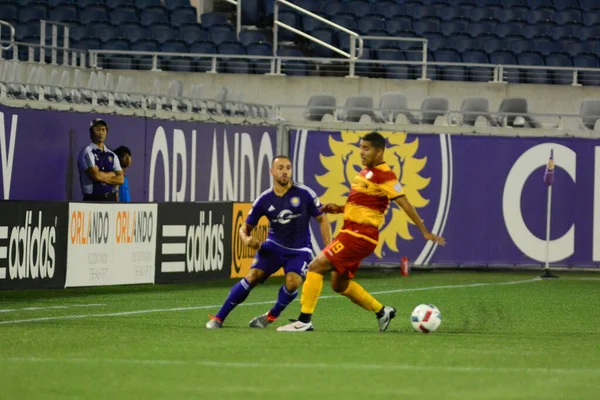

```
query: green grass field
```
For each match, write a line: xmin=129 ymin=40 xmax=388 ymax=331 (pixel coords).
xmin=1 ymin=271 xmax=599 ymax=400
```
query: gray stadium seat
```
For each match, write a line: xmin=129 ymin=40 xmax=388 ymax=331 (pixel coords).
xmin=579 ymin=99 xmax=600 ymax=130
xmin=420 ymin=97 xmax=449 ymax=125
xmin=340 ymin=95 xmax=375 ymax=122
xmin=460 ymin=97 xmax=494 ymax=126
xmin=376 ymin=93 xmax=418 ymax=124
xmin=496 ymin=97 xmax=541 ymax=128
xmin=304 ymin=95 xmax=336 ymax=121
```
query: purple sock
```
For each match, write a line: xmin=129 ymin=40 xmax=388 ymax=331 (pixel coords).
xmin=215 ymin=278 xmax=252 ymax=321
xmin=268 ymin=285 xmax=298 ymax=319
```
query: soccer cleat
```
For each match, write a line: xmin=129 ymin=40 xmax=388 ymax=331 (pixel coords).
xmin=249 ymin=312 xmax=276 ymax=328
xmin=276 ymin=320 xmax=314 ymax=332
xmin=377 ymin=306 xmax=397 ymax=332
xmin=205 ymin=315 xmax=223 ymax=329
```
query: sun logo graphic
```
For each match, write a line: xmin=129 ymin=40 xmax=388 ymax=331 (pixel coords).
xmin=291 ymin=129 xmax=453 ymax=266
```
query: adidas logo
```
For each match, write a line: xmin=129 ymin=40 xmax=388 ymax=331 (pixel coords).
xmin=268 ymin=205 xmax=275 ymax=212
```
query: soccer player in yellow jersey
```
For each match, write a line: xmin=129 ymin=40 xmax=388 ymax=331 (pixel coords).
xmin=278 ymin=132 xmax=446 ymax=332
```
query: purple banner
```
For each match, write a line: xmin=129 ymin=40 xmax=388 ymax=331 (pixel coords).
xmin=0 ymin=105 xmax=276 ymax=202
xmin=292 ymin=130 xmax=600 ymax=268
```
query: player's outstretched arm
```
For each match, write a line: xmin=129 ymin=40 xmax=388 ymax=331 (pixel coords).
xmin=239 ymin=223 xmax=261 ymax=250
xmin=394 ymin=196 xmax=446 ymax=246
xmin=320 ymin=203 xmax=345 ymax=214
xmin=314 ymin=214 xmax=332 ymax=247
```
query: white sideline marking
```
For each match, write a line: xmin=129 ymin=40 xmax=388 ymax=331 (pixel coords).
xmin=0 ymin=304 xmax=106 ymax=313
xmin=3 ymin=356 xmax=599 ymax=376
xmin=0 ymin=278 xmax=540 ymax=325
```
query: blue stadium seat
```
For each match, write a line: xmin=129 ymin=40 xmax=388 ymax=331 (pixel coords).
xmin=120 ymin=23 xmax=148 ymax=42
xmin=131 ymin=39 xmax=159 ymax=52
xmin=302 ymin=14 xmax=326 ymax=33
xmin=277 ymin=48 xmax=309 ymax=76
xmin=468 ymin=8 xmax=491 ymax=23
xmin=49 ymin=5 xmax=78 ymax=22
xmin=170 ymin=7 xmax=198 ymax=25
xmin=478 ymin=0 xmax=502 ymax=5
xmin=97 ymin=26 xmax=121 ymax=43
xmin=18 ymin=7 xmax=48 ymax=23
xmin=440 ymin=19 xmax=468 ymax=36
xmin=555 ymin=10 xmax=582 ymax=25
xmin=579 ymin=26 xmax=600 ymax=41
xmin=462 ymin=49 xmax=493 ymax=82
xmin=218 ymin=41 xmax=249 ymax=74
xmin=580 ymin=0 xmax=600 ymax=11
xmin=469 ymin=21 xmax=498 ymax=38
xmin=239 ymin=31 xmax=266 ymax=47
xmin=528 ymin=9 xmax=554 ymax=24
xmin=189 ymin=40 xmax=217 ymax=72
xmin=503 ymin=0 xmax=528 ymax=6
xmin=551 ymin=23 xmax=582 ymax=41
xmin=179 ymin=24 xmax=210 ymax=45
xmin=529 ymin=0 xmax=555 ymax=11
xmin=160 ymin=39 xmax=188 ymax=53
xmin=406 ymin=47 xmax=437 ymax=80
xmin=413 ymin=18 xmax=440 ymax=36
xmin=355 ymin=48 xmax=374 ymax=77
xmin=331 ymin=15 xmax=357 ymax=31
xmin=277 ymin=10 xmax=297 ymax=40
xmin=165 ymin=0 xmax=191 ymax=11
xmin=201 ymin=12 xmax=228 ymax=27
xmin=545 ymin=52 xmax=573 ymax=85
xmin=377 ymin=50 xmax=411 ymax=80
xmin=518 ymin=51 xmax=548 ymax=84
xmin=385 ymin=18 xmax=413 ymax=36
xmin=110 ymin=7 xmax=139 ymax=25
xmin=161 ymin=40 xmax=191 ymax=71
xmin=210 ymin=26 xmax=237 ymax=45
xmin=246 ymin=42 xmax=272 ymax=74
xmin=322 ymin=2 xmax=345 ymax=17
xmin=103 ymin=38 xmax=130 ymax=51
xmin=349 ymin=1 xmax=371 ymax=18
xmin=489 ymin=50 xmax=520 ymax=83
xmin=106 ymin=56 xmax=134 ymax=70
xmin=521 ymin=23 xmax=552 ymax=40
xmin=435 ymin=6 xmax=462 ymax=21
xmin=135 ymin=0 xmax=162 ymax=7
xmin=79 ymin=0 xmax=107 ymax=7
xmin=406 ymin=4 xmax=428 ymax=20
xmin=140 ymin=8 xmax=168 ymax=26
xmin=583 ymin=13 xmax=600 ymax=27
xmin=474 ymin=34 xmax=503 ymax=54
xmin=554 ymin=0 xmax=580 ymax=11
xmin=358 ymin=16 xmax=384 ymax=35
xmin=241 ymin=0 xmax=260 ymax=25
xmin=80 ymin=7 xmax=108 ymax=24
xmin=535 ymin=37 xmax=559 ymax=57
xmin=296 ymin=0 xmax=318 ymax=13
xmin=69 ymin=25 xmax=88 ymax=41
xmin=434 ymin=48 xmax=466 ymax=81
xmin=510 ymin=38 xmax=533 ymax=55
xmin=0 ymin=4 xmax=17 ymax=22
xmin=495 ymin=9 xmax=519 ymax=24
xmin=561 ymin=39 xmax=585 ymax=57
xmin=444 ymin=33 xmax=472 ymax=53
xmin=73 ymin=38 xmax=101 ymax=50
xmin=107 ymin=0 xmax=135 ymax=8
xmin=495 ymin=24 xmax=515 ymax=38
xmin=374 ymin=2 xmax=405 ymax=19
xmin=423 ymin=32 xmax=445 ymax=52
xmin=310 ymin=28 xmax=336 ymax=57
xmin=150 ymin=23 xmax=177 ymax=43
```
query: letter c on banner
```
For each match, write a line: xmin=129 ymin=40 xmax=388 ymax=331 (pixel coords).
xmin=503 ymin=143 xmax=576 ymax=262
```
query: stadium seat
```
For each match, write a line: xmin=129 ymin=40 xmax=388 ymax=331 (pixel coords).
xmin=49 ymin=5 xmax=78 ymax=22
xmin=528 ymin=9 xmax=554 ymax=24
xmin=304 ymin=95 xmax=336 ymax=121
xmin=340 ymin=95 xmax=375 ymax=122
xmin=554 ymin=0 xmax=580 ymax=11
xmin=434 ymin=48 xmax=466 ymax=81
xmin=239 ymin=31 xmax=267 ymax=47
xmin=150 ymin=23 xmax=178 ymax=44
xmin=0 ymin=4 xmax=18 ymax=20
xmin=135 ymin=0 xmax=163 ymax=7
xmin=97 ymin=27 xmax=121 ymax=43
xmin=555 ymin=10 xmax=582 ymax=25
xmin=189 ymin=41 xmax=217 ymax=72
xmin=406 ymin=4 xmax=428 ymax=20
xmin=165 ymin=0 xmax=191 ymax=11
xmin=497 ymin=97 xmax=541 ymax=128
xmin=310 ymin=28 xmax=336 ymax=57
xmin=582 ymin=13 xmax=600 ymax=27
xmin=529 ymin=0 xmax=555 ymax=11
xmin=170 ymin=7 xmax=198 ymax=25
xmin=580 ymin=0 xmax=600 ymax=11
xmin=107 ymin=0 xmax=135 ymax=8
xmin=348 ymin=1 xmax=371 ymax=18
xmin=246 ymin=42 xmax=273 ymax=74
xmin=277 ymin=11 xmax=298 ymax=41
xmin=420 ymin=97 xmax=449 ymax=125
xmin=120 ymin=23 xmax=148 ymax=43
xmin=435 ymin=6 xmax=462 ymax=21
xmin=277 ymin=48 xmax=309 ymax=76
xmin=490 ymin=50 xmax=520 ymax=83
xmin=423 ymin=32 xmax=445 ymax=52
xmin=131 ymin=39 xmax=159 ymax=52
xmin=322 ymin=2 xmax=346 ymax=17
xmin=545 ymin=52 xmax=574 ymax=85
xmin=376 ymin=93 xmax=418 ymax=124
xmin=218 ymin=41 xmax=247 ymax=74
xmin=358 ymin=16 xmax=384 ymax=35
xmin=201 ymin=13 xmax=228 ymax=27
xmin=574 ymin=54 xmax=600 ymax=86
xmin=210 ymin=26 xmax=237 ymax=46
xmin=561 ymin=39 xmax=585 ymax=58
xmin=460 ymin=97 xmax=493 ymax=126
xmin=413 ymin=19 xmax=441 ymax=36
xmin=19 ymin=7 xmax=48 ymax=23
xmin=518 ymin=51 xmax=548 ymax=84
xmin=468 ymin=21 xmax=498 ymax=38
xmin=179 ymin=24 xmax=209 ymax=45
xmin=462 ymin=49 xmax=493 ymax=82
xmin=110 ymin=7 xmax=139 ymax=25
xmin=579 ymin=99 xmax=600 ymax=129
xmin=495 ymin=24 xmax=515 ymax=38
xmin=241 ymin=0 xmax=260 ymax=25
xmin=140 ymin=8 xmax=168 ymax=26
xmin=510 ymin=38 xmax=534 ymax=55
xmin=331 ymin=15 xmax=357 ymax=31
xmin=440 ymin=19 xmax=468 ymax=36
xmin=444 ymin=33 xmax=472 ymax=53
xmin=374 ymin=2 xmax=404 ymax=19
xmin=385 ymin=18 xmax=414 ymax=36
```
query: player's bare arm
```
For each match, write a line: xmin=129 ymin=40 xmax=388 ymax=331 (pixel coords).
xmin=395 ymin=196 xmax=446 ymax=246
xmin=315 ymin=214 xmax=332 ymax=246
xmin=239 ymin=222 xmax=261 ymax=250
xmin=320 ymin=203 xmax=345 ymax=214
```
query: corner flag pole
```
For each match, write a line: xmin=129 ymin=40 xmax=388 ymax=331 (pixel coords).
xmin=541 ymin=149 xmax=558 ymax=279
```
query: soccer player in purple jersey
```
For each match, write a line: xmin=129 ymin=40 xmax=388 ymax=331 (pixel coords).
xmin=206 ymin=156 xmax=332 ymax=329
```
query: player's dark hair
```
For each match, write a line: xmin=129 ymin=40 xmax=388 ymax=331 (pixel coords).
xmin=362 ymin=132 xmax=386 ymax=149
xmin=272 ymin=155 xmax=291 ymax=165
xmin=114 ymin=146 xmax=131 ymax=158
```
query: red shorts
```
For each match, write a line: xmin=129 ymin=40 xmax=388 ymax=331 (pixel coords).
xmin=323 ymin=232 xmax=377 ymax=279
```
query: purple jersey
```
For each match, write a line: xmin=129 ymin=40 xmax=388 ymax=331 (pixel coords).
xmin=246 ymin=183 xmax=322 ymax=250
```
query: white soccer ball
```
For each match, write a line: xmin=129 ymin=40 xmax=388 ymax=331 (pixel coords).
xmin=411 ymin=304 xmax=442 ymax=333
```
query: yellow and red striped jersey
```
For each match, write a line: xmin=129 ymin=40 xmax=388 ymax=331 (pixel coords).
xmin=340 ymin=162 xmax=404 ymax=244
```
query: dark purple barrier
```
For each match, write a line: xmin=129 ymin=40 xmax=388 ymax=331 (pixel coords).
xmin=0 ymin=105 xmax=276 ymax=202
xmin=291 ymin=129 xmax=600 ymax=267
